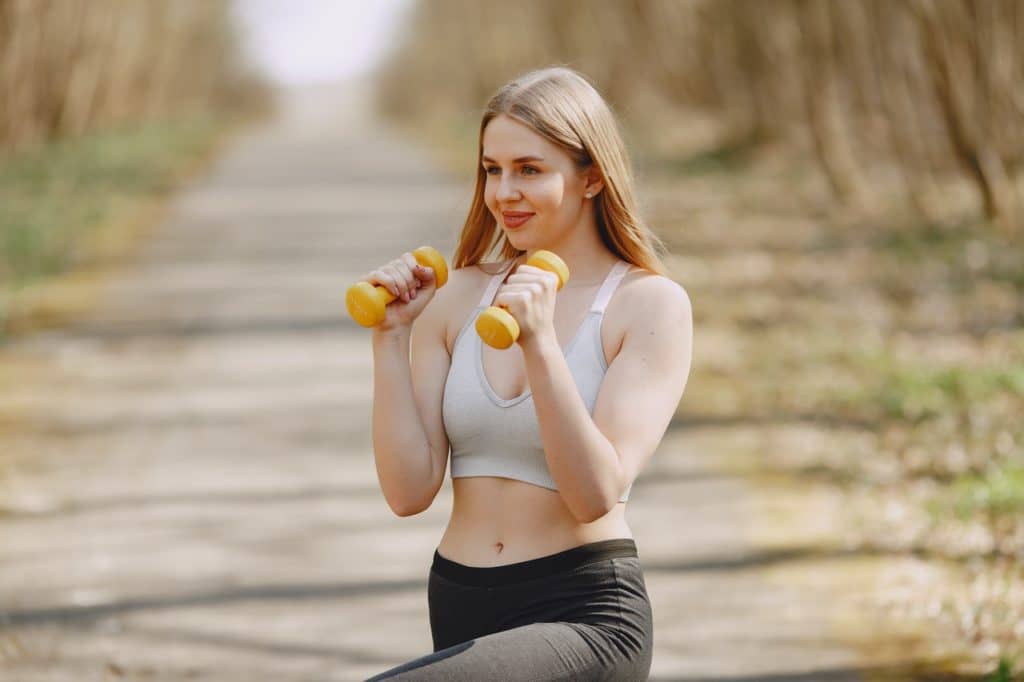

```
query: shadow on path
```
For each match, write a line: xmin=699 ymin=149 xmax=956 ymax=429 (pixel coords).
xmin=2 ymin=577 xmax=423 ymax=628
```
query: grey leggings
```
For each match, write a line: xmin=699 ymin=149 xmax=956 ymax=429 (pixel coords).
xmin=366 ymin=538 xmax=653 ymax=681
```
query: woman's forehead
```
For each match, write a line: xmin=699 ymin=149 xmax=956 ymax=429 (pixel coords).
xmin=482 ymin=115 xmax=563 ymax=161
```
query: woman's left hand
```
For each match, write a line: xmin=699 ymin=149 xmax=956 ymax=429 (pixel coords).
xmin=493 ymin=264 xmax=560 ymax=348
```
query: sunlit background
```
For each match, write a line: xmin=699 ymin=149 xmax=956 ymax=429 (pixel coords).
xmin=1 ymin=1 xmax=1022 ymax=679
xmin=233 ymin=0 xmax=412 ymax=86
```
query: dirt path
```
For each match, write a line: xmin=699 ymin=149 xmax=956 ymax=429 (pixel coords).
xmin=0 ymin=82 xmax=884 ymax=681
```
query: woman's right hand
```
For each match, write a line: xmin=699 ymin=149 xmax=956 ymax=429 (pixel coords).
xmin=364 ymin=251 xmax=439 ymax=333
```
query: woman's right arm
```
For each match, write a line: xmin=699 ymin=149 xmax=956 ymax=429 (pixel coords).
xmin=366 ymin=254 xmax=453 ymax=516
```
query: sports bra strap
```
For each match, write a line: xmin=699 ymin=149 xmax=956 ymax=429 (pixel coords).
xmin=477 ymin=268 xmax=508 ymax=308
xmin=476 ymin=259 xmax=631 ymax=311
xmin=590 ymin=261 xmax=631 ymax=313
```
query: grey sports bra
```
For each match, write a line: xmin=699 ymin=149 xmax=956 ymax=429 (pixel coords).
xmin=441 ymin=259 xmax=634 ymax=502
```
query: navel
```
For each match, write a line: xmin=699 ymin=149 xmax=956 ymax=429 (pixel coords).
xmin=495 ymin=541 xmax=504 ymax=553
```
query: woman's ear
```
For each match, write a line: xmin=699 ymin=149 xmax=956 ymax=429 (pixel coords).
xmin=583 ymin=170 xmax=604 ymax=199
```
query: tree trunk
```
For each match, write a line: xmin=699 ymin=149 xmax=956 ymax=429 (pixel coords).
xmin=796 ymin=0 xmax=869 ymax=207
xmin=914 ymin=0 xmax=1018 ymax=233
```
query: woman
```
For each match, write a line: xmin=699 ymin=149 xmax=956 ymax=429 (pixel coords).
xmin=364 ymin=66 xmax=692 ymax=680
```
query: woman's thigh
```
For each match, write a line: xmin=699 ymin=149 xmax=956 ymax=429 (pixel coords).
xmin=365 ymin=620 xmax=644 ymax=681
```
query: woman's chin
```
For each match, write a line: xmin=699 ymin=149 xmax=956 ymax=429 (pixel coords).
xmin=503 ymin=229 xmax=532 ymax=249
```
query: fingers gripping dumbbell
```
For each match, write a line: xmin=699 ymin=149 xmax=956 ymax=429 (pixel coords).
xmin=475 ymin=250 xmax=569 ymax=349
xmin=345 ymin=246 xmax=449 ymax=327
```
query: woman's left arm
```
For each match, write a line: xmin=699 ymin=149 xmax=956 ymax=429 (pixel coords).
xmin=521 ymin=276 xmax=693 ymax=522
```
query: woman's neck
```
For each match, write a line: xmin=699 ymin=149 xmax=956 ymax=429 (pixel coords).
xmin=521 ymin=248 xmax=619 ymax=285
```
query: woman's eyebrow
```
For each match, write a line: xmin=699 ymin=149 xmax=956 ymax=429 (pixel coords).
xmin=481 ymin=155 xmax=545 ymax=163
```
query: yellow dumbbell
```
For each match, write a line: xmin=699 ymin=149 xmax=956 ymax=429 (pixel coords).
xmin=475 ymin=250 xmax=570 ymax=349
xmin=346 ymin=246 xmax=449 ymax=327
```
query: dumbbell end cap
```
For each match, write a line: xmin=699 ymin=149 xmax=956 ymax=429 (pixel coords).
xmin=528 ymin=250 xmax=570 ymax=289
xmin=346 ymin=282 xmax=385 ymax=327
xmin=413 ymin=246 xmax=449 ymax=288
xmin=475 ymin=308 xmax=518 ymax=349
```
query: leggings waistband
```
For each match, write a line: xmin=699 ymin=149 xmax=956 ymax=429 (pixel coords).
xmin=431 ymin=538 xmax=638 ymax=588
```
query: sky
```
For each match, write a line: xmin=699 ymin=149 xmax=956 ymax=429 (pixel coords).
xmin=232 ymin=0 xmax=415 ymax=86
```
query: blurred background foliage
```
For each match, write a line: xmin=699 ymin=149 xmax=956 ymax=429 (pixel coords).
xmin=378 ymin=0 xmax=1023 ymax=234
xmin=375 ymin=0 xmax=1022 ymax=675
xmin=0 ymin=0 xmax=1021 ymax=676
xmin=0 ymin=0 xmax=273 ymax=334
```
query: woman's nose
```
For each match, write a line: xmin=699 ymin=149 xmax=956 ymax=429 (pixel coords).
xmin=495 ymin=174 xmax=521 ymax=202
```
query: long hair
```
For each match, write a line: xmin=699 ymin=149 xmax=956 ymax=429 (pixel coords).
xmin=453 ymin=66 xmax=669 ymax=276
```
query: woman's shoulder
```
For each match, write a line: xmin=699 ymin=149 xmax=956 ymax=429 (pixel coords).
xmin=620 ymin=266 xmax=690 ymax=306
xmin=610 ymin=266 xmax=692 ymax=330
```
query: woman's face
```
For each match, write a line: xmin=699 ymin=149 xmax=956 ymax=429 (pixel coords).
xmin=481 ymin=114 xmax=597 ymax=252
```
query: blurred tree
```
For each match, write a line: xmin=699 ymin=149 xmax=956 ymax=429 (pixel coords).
xmin=375 ymin=0 xmax=1023 ymax=233
xmin=0 ymin=0 xmax=271 ymax=150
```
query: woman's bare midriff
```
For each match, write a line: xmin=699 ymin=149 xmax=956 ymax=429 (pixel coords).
xmin=434 ymin=261 xmax=636 ymax=568
xmin=436 ymin=476 xmax=632 ymax=567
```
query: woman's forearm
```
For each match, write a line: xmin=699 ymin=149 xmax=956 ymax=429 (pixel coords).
xmin=521 ymin=330 xmax=622 ymax=522
xmin=370 ymin=327 xmax=435 ymax=515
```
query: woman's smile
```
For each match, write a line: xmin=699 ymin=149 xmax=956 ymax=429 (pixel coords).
xmin=502 ymin=211 xmax=535 ymax=229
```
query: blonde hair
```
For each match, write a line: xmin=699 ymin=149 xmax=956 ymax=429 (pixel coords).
xmin=453 ymin=66 xmax=669 ymax=276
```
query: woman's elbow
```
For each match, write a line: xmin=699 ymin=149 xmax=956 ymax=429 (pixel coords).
xmin=570 ymin=494 xmax=615 ymax=524
xmin=390 ymin=489 xmax=439 ymax=517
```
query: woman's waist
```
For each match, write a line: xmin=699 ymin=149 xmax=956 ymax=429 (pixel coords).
xmin=432 ymin=536 xmax=638 ymax=587
xmin=440 ymin=477 xmax=631 ymax=566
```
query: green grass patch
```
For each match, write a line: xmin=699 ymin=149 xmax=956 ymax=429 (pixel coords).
xmin=872 ymin=217 xmax=1024 ymax=295
xmin=875 ymin=364 xmax=1024 ymax=421
xmin=873 ymin=218 xmax=974 ymax=261
xmin=833 ymin=351 xmax=1024 ymax=422
xmin=987 ymin=656 xmax=1020 ymax=682
xmin=945 ymin=464 xmax=1024 ymax=520
xmin=1 ymin=113 xmax=227 ymax=290
xmin=990 ymin=251 xmax=1024 ymax=294
xmin=636 ymin=132 xmax=759 ymax=177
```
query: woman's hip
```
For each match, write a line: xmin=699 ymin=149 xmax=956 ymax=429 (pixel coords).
xmin=428 ymin=538 xmax=652 ymax=653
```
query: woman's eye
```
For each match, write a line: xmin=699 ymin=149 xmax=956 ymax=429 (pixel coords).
xmin=483 ymin=166 xmax=539 ymax=176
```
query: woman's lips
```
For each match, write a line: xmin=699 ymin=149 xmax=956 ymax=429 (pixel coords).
xmin=502 ymin=212 xmax=534 ymax=229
